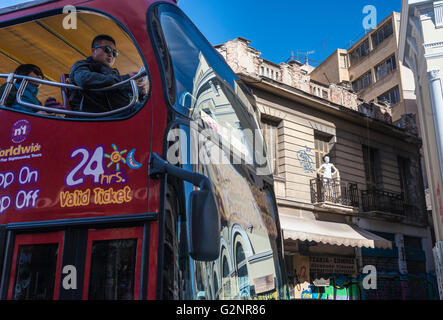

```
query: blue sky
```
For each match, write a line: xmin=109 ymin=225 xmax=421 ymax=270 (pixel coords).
xmin=178 ymin=0 xmax=401 ymax=66
xmin=2 ymin=0 xmax=401 ymax=65
xmin=1 ymin=0 xmax=33 ymax=7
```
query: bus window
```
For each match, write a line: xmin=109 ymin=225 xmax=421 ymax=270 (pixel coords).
xmin=8 ymin=231 xmax=64 ymax=300
xmin=83 ymin=228 xmax=142 ymax=300
xmin=151 ymin=4 xmax=236 ymax=115
xmin=152 ymin=3 xmax=286 ymax=300
xmin=0 ymin=10 xmax=149 ymax=119
xmin=151 ymin=4 xmax=270 ymax=174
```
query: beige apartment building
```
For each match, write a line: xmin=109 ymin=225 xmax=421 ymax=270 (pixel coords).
xmin=216 ymin=37 xmax=437 ymax=299
xmin=399 ymin=0 xmax=443 ymax=298
xmin=311 ymin=12 xmax=417 ymax=124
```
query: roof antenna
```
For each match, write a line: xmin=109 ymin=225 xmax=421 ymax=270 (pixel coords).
xmin=286 ymin=50 xmax=298 ymax=64
xmin=298 ymin=50 xmax=315 ymax=65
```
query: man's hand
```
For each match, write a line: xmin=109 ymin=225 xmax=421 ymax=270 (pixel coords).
xmin=128 ymin=71 xmax=148 ymax=95
xmin=128 ymin=71 xmax=147 ymax=86
xmin=136 ymin=76 xmax=148 ymax=88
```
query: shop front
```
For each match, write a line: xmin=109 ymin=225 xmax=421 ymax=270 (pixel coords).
xmin=280 ymin=214 xmax=392 ymax=300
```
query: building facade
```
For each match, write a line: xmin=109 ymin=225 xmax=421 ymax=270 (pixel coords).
xmin=399 ymin=0 xmax=443 ymax=299
xmin=216 ymin=37 xmax=438 ymax=299
xmin=311 ymin=12 xmax=417 ymax=125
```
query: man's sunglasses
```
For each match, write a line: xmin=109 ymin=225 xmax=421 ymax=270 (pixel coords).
xmin=94 ymin=45 xmax=119 ymax=57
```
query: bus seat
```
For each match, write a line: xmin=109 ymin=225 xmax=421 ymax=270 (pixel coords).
xmin=60 ymin=73 xmax=71 ymax=110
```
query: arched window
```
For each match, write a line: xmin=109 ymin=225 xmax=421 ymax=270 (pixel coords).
xmin=213 ymin=269 xmax=219 ymax=300
xmin=235 ymin=242 xmax=250 ymax=298
xmin=221 ymin=254 xmax=231 ymax=299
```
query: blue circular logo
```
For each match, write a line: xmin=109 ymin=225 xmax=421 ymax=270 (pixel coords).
xmin=11 ymin=120 xmax=31 ymax=144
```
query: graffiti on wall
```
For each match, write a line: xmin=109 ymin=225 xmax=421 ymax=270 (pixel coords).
xmin=296 ymin=146 xmax=315 ymax=173
xmin=292 ymin=272 xmax=438 ymax=300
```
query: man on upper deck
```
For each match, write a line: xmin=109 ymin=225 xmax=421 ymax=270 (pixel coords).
xmin=69 ymin=34 xmax=147 ymax=113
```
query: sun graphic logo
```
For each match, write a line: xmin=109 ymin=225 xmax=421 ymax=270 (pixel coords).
xmin=104 ymin=144 xmax=127 ymax=171
xmin=104 ymin=144 xmax=142 ymax=172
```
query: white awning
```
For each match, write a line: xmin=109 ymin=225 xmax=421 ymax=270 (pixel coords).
xmin=280 ymin=215 xmax=392 ymax=249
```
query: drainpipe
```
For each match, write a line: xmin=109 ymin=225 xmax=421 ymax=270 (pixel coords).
xmin=428 ymin=69 xmax=443 ymax=299
xmin=428 ymin=70 xmax=443 ymax=193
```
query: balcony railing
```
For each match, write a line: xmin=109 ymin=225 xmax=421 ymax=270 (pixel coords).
xmin=310 ymin=179 xmax=423 ymax=218
xmin=310 ymin=178 xmax=359 ymax=208
xmin=361 ymin=189 xmax=405 ymax=215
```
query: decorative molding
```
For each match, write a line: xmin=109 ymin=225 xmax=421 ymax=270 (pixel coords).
xmin=428 ymin=69 xmax=441 ymax=82
xmin=308 ymin=121 xmax=336 ymax=136
xmin=435 ymin=1 xmax=443 ymax=28
xmin=257 ymin=103 xmax=287 ymax=121
xmin=416 ymin=4 xmax=435 ymax=21
xmin=424 ymin=41 xmax=443 ymax=49
xmin=424 ymin=51 xmax=443 ymax=60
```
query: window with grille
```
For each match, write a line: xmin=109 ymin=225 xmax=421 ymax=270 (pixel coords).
xmin=314 ymin=133 xmax=331 ymax=169
xmin=362 ymin=145 xmax=379 ymax=189
xmin=375 ymin=55 xmax=397 ymax=81
xmin=372 ymin=20 xmax=394 ymax=49
xmin=340 ymin=53 xmax=348 ymax=69
xmin=352 ymin=71 xmax=373 ymax=92
xmin=397 ymin=156 xmax=410 ymax=202
xmin=349 ymin=39 xmax=370 ymax=65
xmin=261 ymin=119 xmax=280 ymax=176
xmin=378 ymin=86 xmax=401 ymax=106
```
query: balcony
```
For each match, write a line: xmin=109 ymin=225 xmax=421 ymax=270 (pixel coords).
xmin=309 ymin=179 xmax=425 ymax=220
xmin=310 ymin=178 xmax=359 ymax=212
xmin=360 ymin=189 xmax=405 ymax=215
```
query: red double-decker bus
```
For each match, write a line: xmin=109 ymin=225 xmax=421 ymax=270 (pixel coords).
xmin=0 ymin=0 xmax=288 ymax=300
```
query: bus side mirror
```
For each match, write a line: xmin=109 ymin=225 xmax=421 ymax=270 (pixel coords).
xmin=148 ymin=153 xmax=220 ymax=262
xmin=188 ymin=189 xmax=220 ymax=261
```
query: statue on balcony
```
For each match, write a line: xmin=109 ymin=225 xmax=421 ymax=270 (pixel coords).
xmin=317 ymin=156 xmax=340 ymax=201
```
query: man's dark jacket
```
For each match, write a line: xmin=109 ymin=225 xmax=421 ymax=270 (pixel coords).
xmin=69 ymin=57 xmax=132 ymax=113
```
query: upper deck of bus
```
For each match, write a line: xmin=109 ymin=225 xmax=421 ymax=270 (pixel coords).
xmin=0 ymin=0 xmax=177 ymax=110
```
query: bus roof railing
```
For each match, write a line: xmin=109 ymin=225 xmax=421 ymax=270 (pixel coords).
xmin=0 ymin=70 xmax=147 ymax=118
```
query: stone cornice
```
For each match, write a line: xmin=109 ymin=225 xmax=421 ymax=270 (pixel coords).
xmin=425 ymin=52 xmax=443 ymax=59
xmin=415 ymin=3 xmax=435 ymax=21
xmin=238 ymin=73 xmax=422 ymax=144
